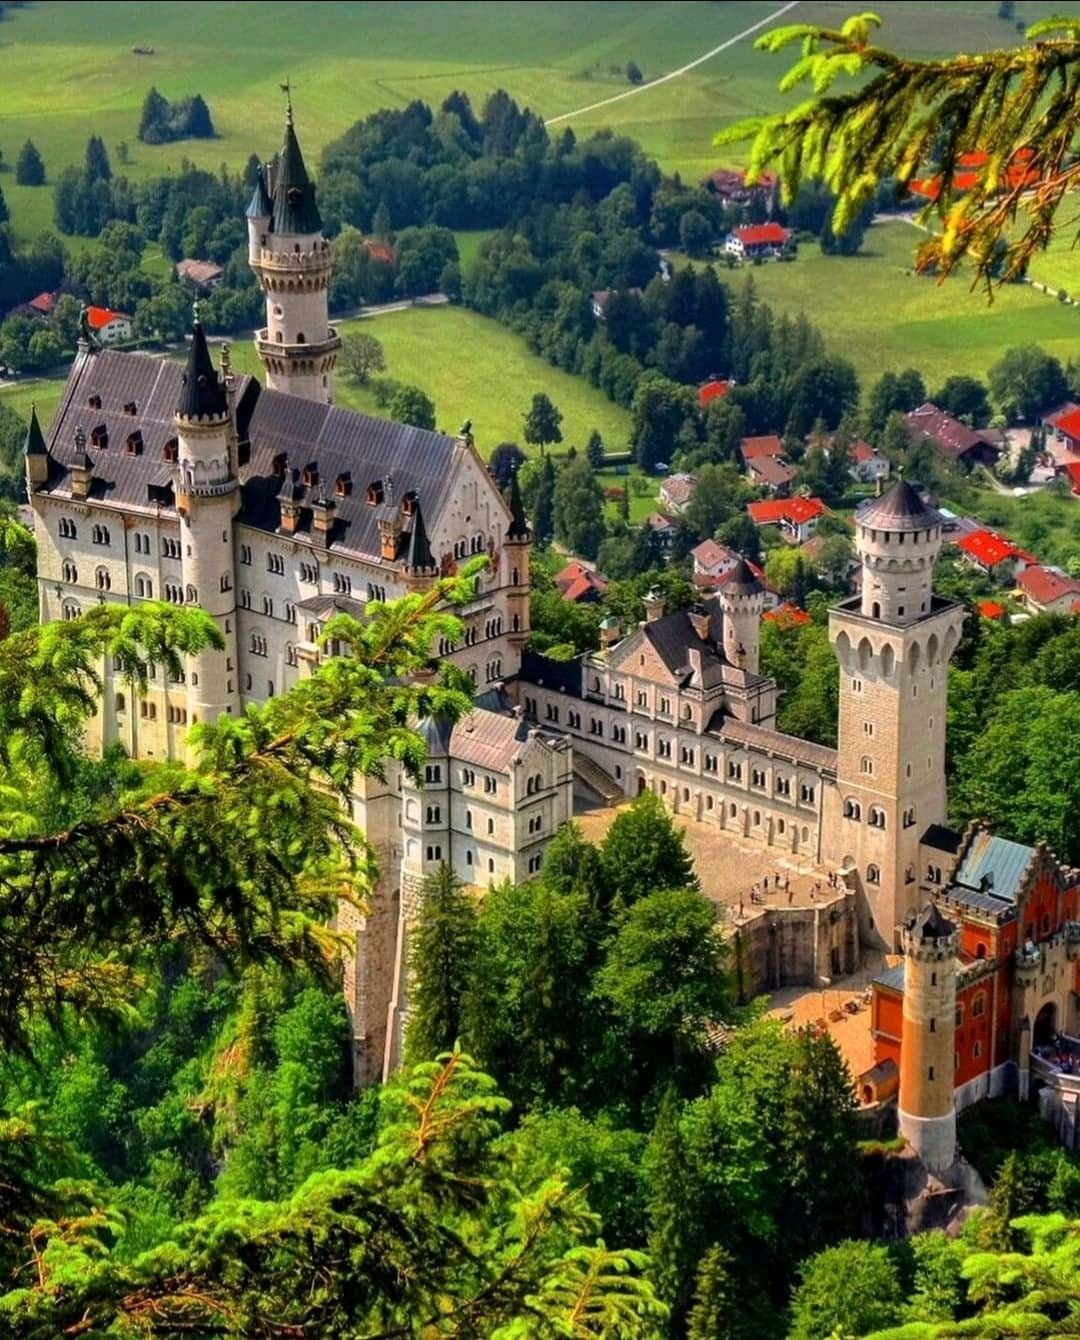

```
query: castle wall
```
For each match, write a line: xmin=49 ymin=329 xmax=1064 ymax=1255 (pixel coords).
xmin=731 ymin=891 xmax=859 ymax=1001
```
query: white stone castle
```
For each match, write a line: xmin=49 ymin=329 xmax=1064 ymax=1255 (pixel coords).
xmin=28 ymin=104 xmax=966 ymax=1082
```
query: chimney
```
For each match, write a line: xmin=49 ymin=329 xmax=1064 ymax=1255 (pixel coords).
xmin=310 ymin=494 xmax=335 ymax=548
xmin=70 ymin=427 xmax=92 ymax=499
xmin=643 ymin=585 xmax=665 ymax=623
xmin=687 ymin=647 xmax=703 ymax=686
xmin=599 ymin=616 xmax=621 ymax=650
xmin=687 ymin=602 xmax=711 ymax=642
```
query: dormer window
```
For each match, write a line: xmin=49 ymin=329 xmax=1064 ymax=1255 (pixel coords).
xmin=90 ymin=424 xmax=108 ymax=450
xmin=366 ymin=480 xmax=384 ymax=506
xmin=335 ymin=471 xmax=352 ymax=498
xmin=302 ymin=463 xmax=318 ymax=487
xmin=401 ymin=491 xmax=417 ymax=516
xmin=126 ymin=430 xmax=143 ymax=455
xmin=271 ymin=452 xmax=287 ymax=477
xmin=123 ymin=401 xmax=137 ymax=416
xmin=88 ymin=394 xmax=102 ymax=410
xmin=163 ymin=437 xmax=178 ymax=463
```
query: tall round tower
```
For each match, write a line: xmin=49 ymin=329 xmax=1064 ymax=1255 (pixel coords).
xmin=249 ymin=100 xmax=340 ymax=404
xmin=857 ymin=479 xmax=942 ymax=624
xmin=898 ymin=902 xmax=958 ymax=1174
xmin=719 ymin=557 xmax=766 ymax=674
xmin=174 ymin=318 xmax=240 ymax=732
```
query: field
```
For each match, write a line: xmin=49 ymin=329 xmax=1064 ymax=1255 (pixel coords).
xmin=1 ymin=302 xmax=630 ymax=455
xmin=4 ymin=1 xmax=1080 ymax=243
xmin=693 ymin=221 xmax=1080 ymax=386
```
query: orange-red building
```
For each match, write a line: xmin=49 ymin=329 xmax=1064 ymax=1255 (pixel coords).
xmin=871 ymin=826 xmax=1080 ymax=1146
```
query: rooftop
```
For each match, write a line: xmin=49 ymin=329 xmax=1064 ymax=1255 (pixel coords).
xmin=855 ymin=479 xmax=941 ymax=533
xmin=731 ymin=222 xmax=790 ymax=246
xmin=953 ymin=829 xmax=1036 ymax=905
xmin=1018 ymin=564 xmax=1080 ymax=607
xmin=747 ymin=496 xmax=825 ymax=526
xmin=955 ymin=528 xmax=1031 ymax=568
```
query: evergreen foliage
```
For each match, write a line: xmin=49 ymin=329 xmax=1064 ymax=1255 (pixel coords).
xmin=137 ymin=87 xmax=215 ymax=144
xmin=405 ymin=863 xmax=479 ymax=1062
xmin=14 ymin=139 xmax=44 ymax=186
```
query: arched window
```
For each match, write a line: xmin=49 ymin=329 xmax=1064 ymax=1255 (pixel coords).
xmin=843 ymin=798 xmax=861 ymax=820
xmin=262 ymin=594 xmax=273 ymax=616
xmin=866 ymin=864 xmax=881 ymax=885
xmin=860 ymin=755 xmax=873 ymax=775
xmin=868 ymin=806 xmax=886 ymax=829
xmin=115 ymin=692 xmax=126 ymax=713
xmin=220 ymin=573 xmax=232 ymax=592
xmin=285 ymin=643 xmax=298 ymax=667
xmin=95 ymin=566 xmax=111 ymax=591
xmin=59 ymin=517 xmax=77 ymax=539
xmin=62 ymin=560 xmax=78 ymax=584
xmin=62 ymin=601 xmax=81 ymax=621
xmin=284 ymin=602 xmax=296 ymax=623
xmin=903 ymin=806 xmax=916 ymax=828
xmin=186 ymin=584 xmax=198 ymax=604
xmin=135 ymin=574 xmax=152 ymax=598
xmin=972 ymin=993 xmax=987 ymax=1017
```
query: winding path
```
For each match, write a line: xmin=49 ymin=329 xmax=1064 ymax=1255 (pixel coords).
xmin=546 ymin=1 xmax=801 ymax=126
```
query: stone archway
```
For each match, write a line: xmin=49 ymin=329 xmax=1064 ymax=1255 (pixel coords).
xmin=1034 ymin=1001 xmax=1057 ymax=1048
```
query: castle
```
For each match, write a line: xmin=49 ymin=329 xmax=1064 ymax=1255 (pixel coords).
xmin=25 ymin=103 xmax=1078 ymax=1150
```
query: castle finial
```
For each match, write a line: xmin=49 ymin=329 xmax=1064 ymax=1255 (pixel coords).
xmin=280 ymin=77 xmax=294 ymax=124
xmin=192 ymin=298 xmax=201 ymax=326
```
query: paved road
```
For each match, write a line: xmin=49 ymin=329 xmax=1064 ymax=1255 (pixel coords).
xmin=546 ymin=1 xmax=801 ymax=126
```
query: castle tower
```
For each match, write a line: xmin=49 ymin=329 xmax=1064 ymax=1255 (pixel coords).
xmin=23 ymin=403 xmax=50 ymax=490
xmin=898 ymin=902 xmax=958 ymax=1174
xmin=827 ymin=482 xmax=964 ymax=946
xmin=719 ymin=558 xmax=765 ymax=673
xmin=504 ymin=468 xmax=531 ymax=662
xmin=174 ymin=318 xmax=240 ymax=731
xmin=249 ymin=98 xmax=340 ymax=403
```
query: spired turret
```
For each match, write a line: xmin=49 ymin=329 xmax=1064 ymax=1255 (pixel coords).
xmin=898 ymin=902 xmax=959 ymax=1174
xmin=24 ymin=403 xmax=50 ymax=490
xmin=249 ymin=99 xmax=340 ymax=404
xmin=504 ymin=467 xmax=531 ymax=653
xmin=719 ymin=557 xmax=765 ymax=674
xmin=855 ymin=479 xmax=943 ymax=625
xmin=174 ymin=318 xmax=240 ymax=732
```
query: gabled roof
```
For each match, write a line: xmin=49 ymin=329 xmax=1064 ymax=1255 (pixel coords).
xmin=975 ymin=599 xmax=1006 ymax=619
xmin=660 ymin=473 xmax=697 ymax=505
xmin=1052 ymin=407 xmax=1080 ymax=441
xmin=699 ymin=379 xmax=730 ymax=407
xmin=747 ymin=497 xmax=824 ymax=526
xmin=740 ymin=434 xmax=785 ymax=460
xmin=856 ymin=479 xmax=941 ymax=533
xmin=953 ymin=829 xmax=1036 ymax=905
xmin=905 ymin=402 xmax=998 ymax=460
xmin=851 ymin=440 xmax=882 ymax=463
xmin=176 ymin=259 xmax=224 ymax=284
xmin=1017 ymin=564 xmax=1080 ymax=607
xmin=730 ymin=222 xmax=790 ymax=246
xmin=448 ymin=707 xmax=545 ymax=773
xmin=27 ymin=291 xmax=57 ymax=316
xmin=749 ymin=455 xmax=794 ymax=488
xmin=691 ymin=538 xmax=737 ymax=569
xmin=955 ymin=529 xmax=1022 ymax=568
xmin=86 ymin=305 xmax=129 ymax=330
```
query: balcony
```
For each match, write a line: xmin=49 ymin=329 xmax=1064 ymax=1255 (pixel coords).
xmin=254 ymin=328 xmax=340 ymax=358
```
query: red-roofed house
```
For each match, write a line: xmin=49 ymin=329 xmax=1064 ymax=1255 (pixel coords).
xmin=740 ymin=434 xmax=785 ymax=463
xmin=85 ymin=306 xmax=132 ymax=345
xmin=1017 ymin=565 xmax=1080 ymax=615
xmin=763 ymin=601 xmax=811 ymax=628
xmin=909 ymin=149 xmax=1038 ymax=202
xmin=975 ymin=599 xmax=1006 ymax=621
xmin=691 ymin=538 xmax=740 ymax=583
xmin=724 ymin=222 xmax=791 ymax=260
xmin=703 ymin=167 xmax=778 ymax=210
xmin=905 ymin=403 xmax=1001 ymax=469
xmin=27 ymin=291 xmax=58 ymax=317
xmin=698 ymin=379 xmax=730 ymax=408
xmin=362 ymin=239 xmax=396 ymax=265
xmin=850 ymin=440 xmax=891 ymax=484
xmin=176 ymin=259 xmax=224 ymax=291
xmin=1049 ymin=406 xmax=1080 ymax=453
xmin=659 ymin=472 xmax=697 ymax=513
xmin=954 ymin=529 xmax=1035 ymax=578
xmin=1056 ymin=460 xmax=1080 ymax=496
xmin=555 ymin=560 xmax=607 ymax=605
xmin=747 ymin=496 xmax=825 ymax=544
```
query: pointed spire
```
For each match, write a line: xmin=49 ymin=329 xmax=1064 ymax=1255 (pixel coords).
xmin=24 ymin=403 xmax=46 ymax=457
xmin=722 ymin=556 xmax=764 ymax=597
xmin=405 ymin=498 xmax=436 ymax=572
xmin=245 ymin=164 xmax=272 ymax=219
xmin=856 ymin=477 xmax=941 ymax=532
xmin=270 ymin=99 xmax=322 ymax=235
xmin=177 ymin=313 xmax=228 ymax=421
xmin=506 ymin=468 xmax=530 ymax=541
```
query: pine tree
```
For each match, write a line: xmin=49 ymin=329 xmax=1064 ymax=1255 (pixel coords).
xmin=0 ymin=182 xmax=8 ymax=227
xmin=84 ymin=135 xmax=111 ymax=184
xmin=183 ymin=93 xmax=215 ymax=139
xmin=687 ymin=1245 xmax=751 ymax=1340
xmin=405 ymin=863 xmax=479 ymax=1062
xmin=532 ymin=455 xmax=556 ymax=547
xmin=137 ymin=87 xmax=170 ymax=143
xmin=600 ymin=790 xmax=697 ymax=905
xmin=15 ymin=139 xmax=45 ymax=186
xmin=646 ymin=1089 xmax=701 ymax=1326
xmin=523 ymin=392 xmax=563 ymax=453
xmin=585 ymin=429 xmax=604 ymax=469
xmin=372 ymin=198 xmax=392 ymax=241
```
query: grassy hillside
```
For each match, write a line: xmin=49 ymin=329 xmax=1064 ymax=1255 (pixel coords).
xmin=3 ymin=302 xmax=630 ymax=455
xmin=3 ymin=0 xmax=1079 ymax=243
xmin=705 ymin=221 xmax=1080 ymax=386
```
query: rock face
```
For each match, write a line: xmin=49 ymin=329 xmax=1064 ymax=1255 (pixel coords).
xmin=861 ymin=1145 xmax=987 ymax=1240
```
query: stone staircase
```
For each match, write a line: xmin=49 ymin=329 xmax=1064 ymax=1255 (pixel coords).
xmin=572 ymin=753 xmax=624 ymax=805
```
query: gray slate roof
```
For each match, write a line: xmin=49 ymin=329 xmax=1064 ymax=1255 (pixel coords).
xmin=719 ymin=718 xmax=838 ymax=773
xmin=856 ymin=479 xmax=941 ymax=533
xmin=953 ymin=831 xmax=1035 ymax=904
xmin=38 ymin=349 xmax=495 ymax=564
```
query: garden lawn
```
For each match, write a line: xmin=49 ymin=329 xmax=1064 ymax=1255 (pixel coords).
xmin=702 ymin=221 xmax=1080 ymax=387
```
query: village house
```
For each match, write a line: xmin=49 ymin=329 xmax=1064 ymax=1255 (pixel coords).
xmin=643 ymin=512 xmax=678 ymax=551
xmin=690 ymin=539 xmax=776 ymax=605
xmin=698 ymin=378 xmax=731 ymax=409
xmin=1044 ymin=403 xmax=1080 ymax=453
xmin=555 ymin=560 xmax=608 ymax=605
xmin=724 ymin=222 xmax=791 ymax=261
xmin=748 ymin=454 xmax=794 ymax=496
xmin=85 ymin=306 xmax=132 ymax=345
xmin=1016 ymin=564 xmax=1080 ymax=616
xmin=702 ymin=166 xmax=778 ymax=211
xmin=953 ymin=528 xmax=1036 ymax=580
xmin=905 ymin=402 xmax=1002 ymax=469
xmin=1055 ymin=461 xmax=1080 ymax=496
xmin=658 ymin=472 xmax=697 ymax=513
xmin=590 ymin=287 xmax=643 ymax=321
xmin=850 ymin=440 xmax=891 ymax=484
xmin=747 ymin=496 xmax=825 ymax=544
xmin=175 ymin=259 xmax=225 ymax=291
xmin=975 ymin=599 xmax=1007 ymax=621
